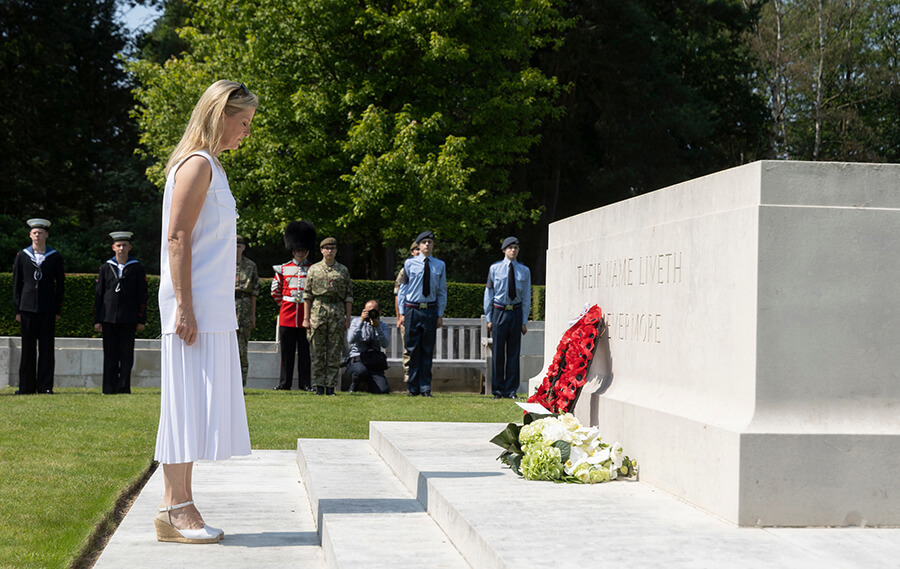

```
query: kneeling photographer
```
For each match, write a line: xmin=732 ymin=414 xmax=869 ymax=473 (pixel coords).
xmin=345 ymin=300 xmax=391 ymax=393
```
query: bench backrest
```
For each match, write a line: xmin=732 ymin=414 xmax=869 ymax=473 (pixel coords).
xmin=381 ymin=317 xmax=486 ymax=362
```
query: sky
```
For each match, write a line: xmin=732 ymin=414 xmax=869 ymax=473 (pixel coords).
xmin=118 ymin=2 xmax=163 ymax=35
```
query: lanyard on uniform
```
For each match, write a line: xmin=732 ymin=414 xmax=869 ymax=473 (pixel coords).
xmin=31 ymin=260 xmax=42 ymax=288
xmin=110 ymin=264 xmax=124 ymax=292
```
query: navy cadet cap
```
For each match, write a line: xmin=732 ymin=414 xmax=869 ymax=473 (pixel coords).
xmin=501 ymin=236 xmax=519 ymax=250
xmin=415 ymin=230 xmax=435 ymax=243
xmin=27 ymin=218 xmax=51 ymax=229
xmin=110 ymin=231 xmax=134 ymax=242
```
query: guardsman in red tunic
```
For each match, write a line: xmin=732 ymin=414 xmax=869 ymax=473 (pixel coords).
xmin=270 ymin=220 xmax=316 ymax=391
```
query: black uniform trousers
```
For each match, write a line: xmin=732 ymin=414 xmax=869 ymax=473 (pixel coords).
xmin=491 ymin=306 xmax=523 ymax=397
xmin=278 ymin=326 xmax=311 ymax=390
xmin=18 ymin=311 xmax=56 ymax=393
xmin=405 ymin=306 xmax=438 ymax=394
xmin=347 ymin=360 xmax=390 ymax=394
xmin=101 ymin=322 xmax=137 ymax=394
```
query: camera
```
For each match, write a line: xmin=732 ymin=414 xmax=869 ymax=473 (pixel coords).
xmin=367 ymin=308 xmax=380 ymax=321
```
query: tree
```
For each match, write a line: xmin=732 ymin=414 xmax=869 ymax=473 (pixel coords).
xmin=129 ymin=0 xmax=570 ymax=280
xmin=510 ymin=0 xmax=769 ymax=281
xmin=0 ymin=0 xmax=160 ymax=272
xmin=746 ymin=0 xmax=900 ymax=162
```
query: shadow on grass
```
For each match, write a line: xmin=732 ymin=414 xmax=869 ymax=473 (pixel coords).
xmin=71 ymin=460 xmax=159 ymax=569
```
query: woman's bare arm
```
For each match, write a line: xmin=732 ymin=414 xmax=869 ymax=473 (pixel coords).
xmin=168 ymin=155 xmax=211 ymax=346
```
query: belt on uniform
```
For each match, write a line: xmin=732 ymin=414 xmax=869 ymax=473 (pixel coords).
xmin=281 ymin=295 xmax=301 ymax=303
xmin=405 ymin=302 xmax=437 ymax=309
xmin=493 ymin=303 xmax=522 ymax=311
xmin=314 ymin=296 xmax=343 ymax=304
xmin=235 ymin=291 xmax=253 ymax=299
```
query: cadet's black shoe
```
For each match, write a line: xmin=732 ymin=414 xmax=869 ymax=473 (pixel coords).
xmin=406 ymin=391 xmax=419 ymax=397
xmin=421 ymin=392 xmax=433 ymax=398
xmin=316 ymin=386 xmax=325 ymax=395
xmin=491 ymin=394 xmax=502 ymax=399
xmin=325 ymin=387 xmax=336 ymax=396
xmin=273 ymin=386 xmax=290 ymax=391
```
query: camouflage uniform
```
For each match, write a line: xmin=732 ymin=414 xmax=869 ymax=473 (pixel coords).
xmin=304 ymin=261 xmax=353 ymax=388
xmin=394 ymin=267 xmax=410 ymax=383
xmin=235 ymin=255 xmax=259 ymax=386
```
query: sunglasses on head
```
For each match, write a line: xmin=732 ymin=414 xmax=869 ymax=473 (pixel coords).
xmin=230 ymin=82 xmax=250 ymax=98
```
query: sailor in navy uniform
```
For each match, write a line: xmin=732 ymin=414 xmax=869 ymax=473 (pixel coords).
xmin=484 ymin=236 xmax=531 ymax=399
xmin=93 ymin=231 xmax=148 ymax=394
xmin=12 ymin=218 xmax=65 ymax=394
xmin=397 ymin=230 xmax=447 ymax=397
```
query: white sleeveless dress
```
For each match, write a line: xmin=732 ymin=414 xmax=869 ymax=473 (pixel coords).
xmin=155 ymin=150 xmax=251 ymax=464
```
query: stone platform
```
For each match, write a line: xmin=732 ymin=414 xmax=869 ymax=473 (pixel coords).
xmin=96 ymin=422 xmax=900 ymax=569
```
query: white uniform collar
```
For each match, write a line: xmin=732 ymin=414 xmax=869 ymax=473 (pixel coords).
xmin=23 ymin=246 xmax=56 ymax=265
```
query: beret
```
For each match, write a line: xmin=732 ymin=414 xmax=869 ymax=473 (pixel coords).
xmin=501 ymin=236 xmax=519 ymax=250
xmin=415 ymin=230 xmax=435 ymax=243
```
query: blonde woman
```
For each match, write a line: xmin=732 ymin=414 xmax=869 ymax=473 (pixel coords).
xmin=154 ymin=80 xmax=257 ymax=544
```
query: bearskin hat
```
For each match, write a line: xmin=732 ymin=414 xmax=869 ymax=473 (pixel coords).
xmin=284 ymin=220 xmax=316 ymax=252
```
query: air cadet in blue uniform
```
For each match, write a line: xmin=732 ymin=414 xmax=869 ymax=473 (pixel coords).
xmin=484 ymin=236 xmax=531 ymax=399
xmin=12 ymin=218 xmax=65 ymax=394
xmin=397 ymin=230 xmax=447 ymax=397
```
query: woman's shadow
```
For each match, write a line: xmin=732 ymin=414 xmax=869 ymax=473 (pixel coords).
xmin=572 ymin=318 xmax=614 ymax=420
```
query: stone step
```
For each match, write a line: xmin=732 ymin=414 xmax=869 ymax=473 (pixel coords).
xmin=368 ymin=422 xmax=514 ymax=569
xmin=93 ymin=451 xmax=326 ymax=569
xmin=367 ymin=421 xmax=898 ymax=569
xmin=296 ymin=438 xmax=470 ymax=569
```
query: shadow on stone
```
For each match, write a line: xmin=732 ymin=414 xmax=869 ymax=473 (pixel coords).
xmin=218 ymin=531 xmax=320 ymax=547
xmin=416 ymin=470 xmax=504 ymax=509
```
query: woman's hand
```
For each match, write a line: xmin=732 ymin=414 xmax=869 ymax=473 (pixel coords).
xmin=175 ymin=305 xmax=198 ymax=346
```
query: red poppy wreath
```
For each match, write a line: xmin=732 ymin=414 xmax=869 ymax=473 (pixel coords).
xmin=527 ymin=304 xmax=604 ymax=414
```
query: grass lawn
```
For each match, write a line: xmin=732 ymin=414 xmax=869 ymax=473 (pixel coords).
xmin=0 ymin=387 xmax=523 ymax=569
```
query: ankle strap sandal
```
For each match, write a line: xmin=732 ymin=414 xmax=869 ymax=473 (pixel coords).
xmin=154 ymin=500 xmax=224 ymax=544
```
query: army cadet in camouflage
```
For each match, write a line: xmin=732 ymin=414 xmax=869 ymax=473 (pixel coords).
xmin=235 ymin=235 xmax=259 ymax=386
xmin=303 ymin=237 xmax=353 ymax=395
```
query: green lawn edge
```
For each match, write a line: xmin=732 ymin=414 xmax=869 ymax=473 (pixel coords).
xmin=0 ymin=387 xmax=523 ymax=568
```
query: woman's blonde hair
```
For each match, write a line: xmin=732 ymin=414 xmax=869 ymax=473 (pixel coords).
xmin=165 ymin=80 xmax=258 ymax=177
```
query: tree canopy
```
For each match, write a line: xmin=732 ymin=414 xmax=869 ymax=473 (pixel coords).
xmin=1 ymin=0 xmax=161 ymax=272
xmin=6 ymin=0 xmax=900 ymax=282
xmin=130 ymin=0 xmax=570 ymax=280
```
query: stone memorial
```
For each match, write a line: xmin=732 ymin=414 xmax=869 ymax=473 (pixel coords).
xmin=533 ymin=160 xmax=900 ymax=526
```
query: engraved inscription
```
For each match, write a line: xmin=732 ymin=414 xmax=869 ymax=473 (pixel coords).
xmin=576 ymin=251 xmax=683 ymax=290
xmin=574 ymin=251 xmax=683 ymax=345
xmin=605 ymin=311 xmax=662 ymax=344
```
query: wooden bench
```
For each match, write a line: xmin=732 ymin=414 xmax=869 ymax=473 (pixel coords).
xmin=380 ymin=316 xmax=487 ymax=368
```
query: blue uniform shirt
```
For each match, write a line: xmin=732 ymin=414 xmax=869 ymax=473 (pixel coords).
xmin=346 ymin=317 xmax=390 ymax=358
xmin=398 ymin=255 xmax=448 ymax=316
xmin=483 ymin=259 xmax=531 ymax=324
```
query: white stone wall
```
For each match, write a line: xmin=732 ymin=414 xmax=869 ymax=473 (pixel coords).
xmin=2 ymin=318 xmax=544 ymax=392
xmin=538 ymin=160 xmax=900 ymax=526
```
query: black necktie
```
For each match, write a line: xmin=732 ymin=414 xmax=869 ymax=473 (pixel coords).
xmin=423 ymin=257 xmax=431 ymax=297
xmin=508 ymin=262 xmax=516 ymax=300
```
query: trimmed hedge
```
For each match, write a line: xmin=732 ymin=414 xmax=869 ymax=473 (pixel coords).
xmin=0 ymin=274 xmax=545 ymax=341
